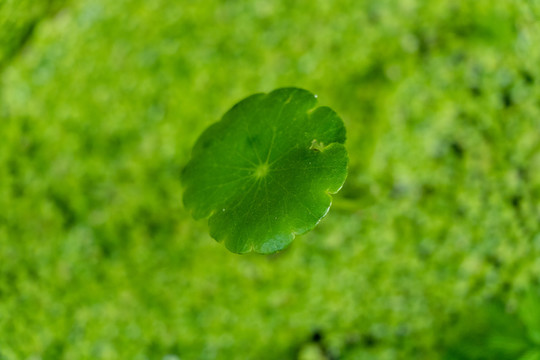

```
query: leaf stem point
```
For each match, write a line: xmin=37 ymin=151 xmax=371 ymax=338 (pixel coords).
xmin=254 ymin=163 xmax=270 ymax=178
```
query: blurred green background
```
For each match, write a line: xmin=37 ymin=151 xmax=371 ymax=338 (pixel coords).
xmin=1 ymin=0 xmax=540 ymax=359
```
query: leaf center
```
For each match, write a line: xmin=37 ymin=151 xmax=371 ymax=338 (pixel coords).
xmin=254 ymin=163 xmax=270 ymax=179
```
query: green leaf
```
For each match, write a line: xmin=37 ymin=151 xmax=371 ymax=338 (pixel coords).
xmin=519 ymin=350 xmax=540 ymax=360
xmin=182 ymin=88 xmax=348 ymax=254
xmin=519 ymin=290 xmax=540 ymax=344
xmin=443 ymin=301 xmax=532 ymax=360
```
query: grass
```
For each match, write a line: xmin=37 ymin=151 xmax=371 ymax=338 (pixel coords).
xmin=1 ymin=0 xmax=540 ymax=359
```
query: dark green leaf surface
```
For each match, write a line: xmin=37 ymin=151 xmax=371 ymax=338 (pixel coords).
xmin=182 ymin=88 xmax=348 ymax=253
xmin=519 ymin=290 xmax=540 ymax=345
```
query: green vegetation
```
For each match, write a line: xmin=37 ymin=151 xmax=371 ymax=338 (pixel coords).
xmin=1 ymin=0 xmax=540 ymax=359
xmin=182 ymin=88 xmax=348 ymax=254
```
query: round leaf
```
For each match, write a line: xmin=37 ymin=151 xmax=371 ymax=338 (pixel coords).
xmin=182 ymin=88 xmax=348 ymax=254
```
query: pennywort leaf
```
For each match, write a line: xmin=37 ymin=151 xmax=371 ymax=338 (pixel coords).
xmin=182 ymin=88 xmax=348 ymax=254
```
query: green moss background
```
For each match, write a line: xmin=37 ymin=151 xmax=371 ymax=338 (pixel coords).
xmin=1 ymin=0 xmax=540 ymax=359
